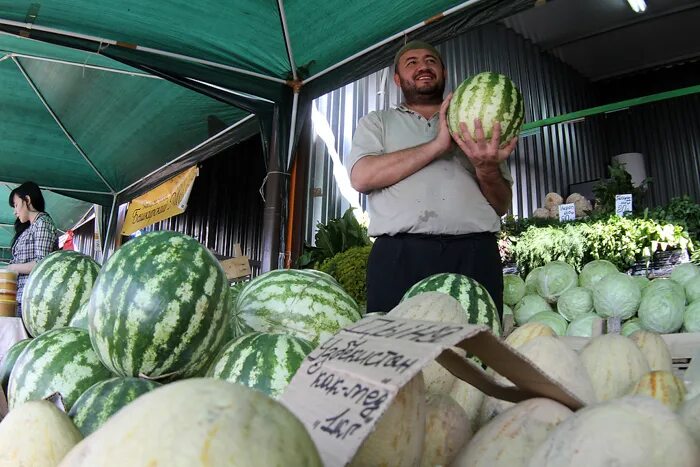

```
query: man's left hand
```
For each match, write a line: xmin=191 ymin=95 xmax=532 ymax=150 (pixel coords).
xmin=451 ymin=118 xmax=518 ymax=171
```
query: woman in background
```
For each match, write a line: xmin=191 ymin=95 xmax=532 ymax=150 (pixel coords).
xmin=6 ymin=182 xmax=58 ymax=317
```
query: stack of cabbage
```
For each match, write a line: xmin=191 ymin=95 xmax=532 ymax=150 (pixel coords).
xmin=503 ymin=260 xmax=700 ymax=337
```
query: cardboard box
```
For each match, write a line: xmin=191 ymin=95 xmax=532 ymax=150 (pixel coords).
xmin=280 ymin=315 xmax=584 ymax=467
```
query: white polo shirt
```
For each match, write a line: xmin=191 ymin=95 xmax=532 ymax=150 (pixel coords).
xmin=346 ymin=105 xmax=512 ymax=237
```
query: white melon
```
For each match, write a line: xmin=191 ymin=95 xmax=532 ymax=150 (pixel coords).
xmin=629 ymin=330 xmax=673 ymax=372
xmin=454 ymin=398 xmax=573 ymax=467
xmin=388 ymin=292 xmax=469 ymax=394
xmin=420 ymin=393 xmax=471 ymax=467
xmin=680 ymin=394 xmax=700 ymax=445
xmin=449 ymin=378 xmax=485 ymax=432
xmin=504 ymin=322 xmax=556 ymax=349
xmin=528 ymin=396 xmax=700 ymax=466
xmin=630 ymin=370 xmax=686 ymax=410
xmin=59 ymin=379 xmax=321 ymax=466
xmin=580 ymin=334 xmax=650 ymax=401
xmin=0 ymin=400 xmax=82 ymax=467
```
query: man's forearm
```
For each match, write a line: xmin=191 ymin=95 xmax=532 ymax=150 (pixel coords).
xmin=350 ymin=140 xmax=444 ymax=193
xmin=475 ymin=168 xmax=512 ymax=216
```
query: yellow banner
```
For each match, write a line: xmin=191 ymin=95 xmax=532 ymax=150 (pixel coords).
xmin=121 ymin=166 xmax=199 ymax=236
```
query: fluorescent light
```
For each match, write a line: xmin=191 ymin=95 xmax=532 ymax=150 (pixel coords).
xmin=627 ymin=0 xmax=647 ymax=13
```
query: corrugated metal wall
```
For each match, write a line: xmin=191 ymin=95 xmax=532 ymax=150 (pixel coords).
xmin=148 ymin=135 xmax=267 ymax=276
xmin=603 ymin=94 xmax=700 ymax=206
xmin=304 ymin=22 xmax=608 ymax=242
xmin=73 ymin=218 xmax=96 ymax=258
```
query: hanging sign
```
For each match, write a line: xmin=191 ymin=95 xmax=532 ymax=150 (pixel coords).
xmin=121 ymin=166 xmax=199 ymax=235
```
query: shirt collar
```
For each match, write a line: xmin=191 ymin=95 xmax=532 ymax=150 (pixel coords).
xmin=396 ymin=103 xmax=439 ymax=121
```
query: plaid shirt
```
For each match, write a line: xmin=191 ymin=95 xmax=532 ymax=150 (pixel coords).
xmin=10 ymin=213 xmax=58 ymax=303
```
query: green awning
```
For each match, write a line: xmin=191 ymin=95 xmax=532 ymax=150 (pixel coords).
xmin=0 ymin=0 xmax=534 ymax=255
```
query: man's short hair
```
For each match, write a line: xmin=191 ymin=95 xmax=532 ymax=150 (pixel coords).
xmin=393 ymin=40 xmax=444 ymax=72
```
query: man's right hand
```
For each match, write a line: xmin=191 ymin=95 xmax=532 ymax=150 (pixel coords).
xmin=431 ymin=93 xmax=454 ymax=155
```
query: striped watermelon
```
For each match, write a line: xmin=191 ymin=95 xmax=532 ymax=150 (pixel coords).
xmin=207 ymin=332 xmax=314 ymax=399
xmin=0 ymin=338 xmax=31 ymax=395
xmin=68 ymin=300 xmax=89 ymax=330
xmin=89 ymin=231 xmax=229 ymax=381
xmin=68 ymin=377 xmax=160 ymax=436
xmin=236 ymin=269 xmax=362 ymax=345
xmin=22 ymin=251 xmax=100 ymax=336
xmin=227 ymin=282 xmax=254 ymax=341
xmin=447 ymin=71 xmax=524 ymax=147
xmin=401 ymin=273 xmax=501 ymax=336
xmin=7 ymin=328 xmax=113 ymax=411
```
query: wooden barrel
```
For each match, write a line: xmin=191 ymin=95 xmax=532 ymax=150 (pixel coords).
xmin=0 ymin=299 xmax=16 ymax=318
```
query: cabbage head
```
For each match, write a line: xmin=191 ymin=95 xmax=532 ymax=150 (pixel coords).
xmin=631 ymin=275 xmax=650 ymax=292
xmin=643 ymin=278 xmax=686 ymax=304
xmin=671 ymin=263 xmax=700 ymax=287
xmin=514 ymin=294 xmax=552 ymax=325
xmin=536 ymin=261 xmax=578 ymax=304
xmin=683 ymin=301 xmax=700 ymax=332
xmin=638 ymin=288 xmax=685 ymax=333
xmin=592 ymin=273 xmax=641 ymax=319
xmin=557 ymin=286 xmax=594 ymax=321
xmin=503 ymin=274 xmax=526 ymax=307
xmin=621 ymin=317 xmax=643 ymax=337
xmin=566 ymin=313 xmax=600 ymax=337
xmin=528 ymin=311 xmax=568 ymax=336
xmin=579 ymin=259 xmax=618 ymax=289
xmin=525 ymin=267 xmax=543 ymax=295
xmin=685 ymin=276 xmax=700 ymax=304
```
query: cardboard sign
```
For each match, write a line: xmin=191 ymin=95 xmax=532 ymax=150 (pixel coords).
xmin=219 ymin=244 xmax=251 ymax=280
xmin=558 ymin=203 xmax=576 ymax=222
xmin=615 ymin=194 xmax=633 ymax=216
xmin=280 ymin=316 xmax=584 ymax=467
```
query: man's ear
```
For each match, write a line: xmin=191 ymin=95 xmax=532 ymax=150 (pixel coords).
xmin=393 ymin=73 xmax=400 ymax=87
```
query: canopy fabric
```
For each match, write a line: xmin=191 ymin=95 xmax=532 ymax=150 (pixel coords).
xmin=0 ymin=0 xmax=534 ymax=260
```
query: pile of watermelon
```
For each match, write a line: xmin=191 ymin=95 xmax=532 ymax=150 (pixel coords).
xmin=0 ymin=231 xmax=375 ymax=464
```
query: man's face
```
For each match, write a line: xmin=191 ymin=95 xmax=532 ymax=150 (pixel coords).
xmin=394 ymin=49 xmax=445 ymax=105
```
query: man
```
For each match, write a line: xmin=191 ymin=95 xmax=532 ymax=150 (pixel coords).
xmin=346 ymin=40 xmax=518 ymax=315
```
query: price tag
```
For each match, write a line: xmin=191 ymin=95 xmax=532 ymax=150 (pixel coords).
xmin=615 ymin=194 xmax=633 ymax=216
xmin=558 ymin=203 xmax=576 ymax=222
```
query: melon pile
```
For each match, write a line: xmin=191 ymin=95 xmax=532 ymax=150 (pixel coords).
xmin=503 ymin=259 xmax=700 ymax=337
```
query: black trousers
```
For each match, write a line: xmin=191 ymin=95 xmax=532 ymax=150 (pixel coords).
xmin=366 ymin=232 xmax=503 ymax=317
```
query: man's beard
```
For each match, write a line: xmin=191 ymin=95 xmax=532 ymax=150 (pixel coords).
xmin=399 ymin=75 xmax=445 ymax=106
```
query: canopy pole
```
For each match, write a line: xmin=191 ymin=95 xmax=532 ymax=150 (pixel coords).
xmin=286 ymin=88 xmax=300 ymax=170
xmin=261 ymin=107 xmax=284 ymax=273
xmin=101 ymin=195 xmax=118 ymax=261
xmin=11 ymin=57 xmax=116 ymax=194
xmin=116 ymin=114 xmax=256 ymax=197
xmin=9 ymin=52 xmax=161 ymax=79
xmin=0 ymin=20 xmax=288 ymax=84
xmin=305 ymin=0 xmax=488 ymax=83
xmin=276 ymin=0 xmax=298 ymax=81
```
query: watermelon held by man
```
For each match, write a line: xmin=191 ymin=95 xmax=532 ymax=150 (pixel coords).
xmin=447 ymin=71 xmax=525 ymax=148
